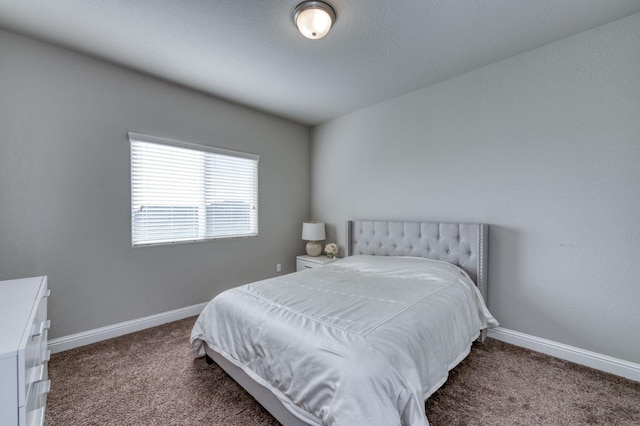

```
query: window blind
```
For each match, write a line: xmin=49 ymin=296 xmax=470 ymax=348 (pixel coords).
xmin=129 ymin=133 xmax=259 ymax=246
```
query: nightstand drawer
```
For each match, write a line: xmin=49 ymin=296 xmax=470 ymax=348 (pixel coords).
xmin=296 ymin=255 xmax=336 ymax=272
xmin=296 ymin=259 xmax=315 ymax=271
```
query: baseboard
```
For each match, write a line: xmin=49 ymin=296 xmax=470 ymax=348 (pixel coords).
xmin=488 ymin=327 xmax=640 ymax=382
xmin=48 ymin=302 xmax=208 ymax=354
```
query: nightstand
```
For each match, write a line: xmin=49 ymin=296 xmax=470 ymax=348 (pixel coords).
xmin=296 ymin=255 xmax=336 ymax=272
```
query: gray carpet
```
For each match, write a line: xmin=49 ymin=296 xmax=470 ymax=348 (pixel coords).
xmin=45 ymin=317 xmax=640 ymax=425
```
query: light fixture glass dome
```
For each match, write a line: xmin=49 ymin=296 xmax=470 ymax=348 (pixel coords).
xmin=293 ymin=1 xmax=336 ymax=40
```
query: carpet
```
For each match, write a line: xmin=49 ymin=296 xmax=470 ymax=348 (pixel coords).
xmin=45 ymin=317 xmax=640 ymax=425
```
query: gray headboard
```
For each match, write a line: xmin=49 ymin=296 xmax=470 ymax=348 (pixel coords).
xmin=346 ymin=220 xmax=488 ymax=300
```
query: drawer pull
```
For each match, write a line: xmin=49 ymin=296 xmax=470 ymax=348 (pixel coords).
xmin=32 ymin=320 xmax=51 ymax=337
xmin=43 ymin=349 xmax=51 ymax=363
xmin=44 ymin=289 xmax=51 ymax=298
xmin=27 ymin=364 xmax=45 ymax=384
xmin=42 ymin=379 xmax=51 ymax=394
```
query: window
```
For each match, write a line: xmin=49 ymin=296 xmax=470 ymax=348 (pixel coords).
xmin=129 ymin=133 xmax=259 ymax=246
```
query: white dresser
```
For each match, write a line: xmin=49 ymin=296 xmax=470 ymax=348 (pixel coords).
xmin=0 ymin=276 xmax=51 ymax=426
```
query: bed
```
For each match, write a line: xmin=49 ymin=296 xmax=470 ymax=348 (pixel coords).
xmin=191 ymin=220 xmax=498 ymax=425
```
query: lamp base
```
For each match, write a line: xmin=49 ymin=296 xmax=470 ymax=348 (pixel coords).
xmin=305 ymin=240 xmax=323 ymax=257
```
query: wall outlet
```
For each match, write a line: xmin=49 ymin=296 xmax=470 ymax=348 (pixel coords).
xmin=276 ymin=263 xmax=282 ymax=273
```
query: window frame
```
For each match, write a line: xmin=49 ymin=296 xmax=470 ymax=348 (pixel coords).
xmin=129 ymin=132 xmax=259 ymax=247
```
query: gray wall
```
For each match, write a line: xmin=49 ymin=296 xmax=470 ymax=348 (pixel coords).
xmin=311 ymin=15 xmax=640 ymax=363
xmin=0 ymin=29 xmax=310 ymax=339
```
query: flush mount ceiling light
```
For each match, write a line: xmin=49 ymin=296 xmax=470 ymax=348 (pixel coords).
xmin=293 ymin=1 xmax=336 ymax=40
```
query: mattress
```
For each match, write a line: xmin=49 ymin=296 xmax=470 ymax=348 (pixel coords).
xmin=191 ymin=255 xmax=498 ymax=425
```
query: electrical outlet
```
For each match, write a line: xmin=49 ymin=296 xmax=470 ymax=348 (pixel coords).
xmin=276 ymin=263 xmax=282 ymax=273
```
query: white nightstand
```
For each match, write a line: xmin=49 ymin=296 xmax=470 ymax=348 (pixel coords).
xmin=296 ymin=255 xmax=336 ymax=272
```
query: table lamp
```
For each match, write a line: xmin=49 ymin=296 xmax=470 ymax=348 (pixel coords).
xmin=302 ymin=222 xmax=325 ymax=257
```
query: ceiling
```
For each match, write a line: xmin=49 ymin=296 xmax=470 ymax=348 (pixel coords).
xmin=0 ymin=1 xmax=639 ymax=126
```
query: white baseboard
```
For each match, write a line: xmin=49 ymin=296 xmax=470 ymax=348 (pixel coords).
xmin=48 ymin=302 xmax=207 ymax=354
xmin=488 ymin=327 xmax=640 ymax=382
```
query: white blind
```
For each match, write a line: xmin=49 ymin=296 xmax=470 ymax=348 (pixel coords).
xmin=129 ymin=133 xmax=259 ymax=246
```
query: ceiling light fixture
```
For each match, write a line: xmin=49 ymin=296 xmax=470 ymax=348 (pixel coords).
xmin=293 ymin=1 xmax=336 ymax=40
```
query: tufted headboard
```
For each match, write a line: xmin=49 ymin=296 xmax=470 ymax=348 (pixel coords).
xmin=346 ymin=220 xmax=488 ymax=300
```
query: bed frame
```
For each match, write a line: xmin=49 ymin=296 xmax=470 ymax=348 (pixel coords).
xmin=204 ymin=219 xmax=488 ymax=426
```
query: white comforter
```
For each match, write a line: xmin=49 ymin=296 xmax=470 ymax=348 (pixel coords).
xmin=191 ymin=255 xmax=498 ymax=425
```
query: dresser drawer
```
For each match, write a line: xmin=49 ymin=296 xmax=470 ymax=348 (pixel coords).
xmin=23 ymin=360 xmax=49 ymax=426
xmin=25 ymin=345 xmax=49 ymax=395
xmin=25 ymin=377 xmax=50 ymax=426
xmin=34 ymin=289 xmax=49 ymax=330
xmin=25 ymin=324 xmax=48 ymax=367
xmin=22 ymin=315 xmax=50 ymax=406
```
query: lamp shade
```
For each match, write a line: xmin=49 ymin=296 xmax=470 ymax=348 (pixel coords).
xmin=302 ymin=222 xmax=325 ymax=241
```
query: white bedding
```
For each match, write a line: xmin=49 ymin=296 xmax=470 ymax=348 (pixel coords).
xmin=191 ymin=255 xmax=498 ymax=425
